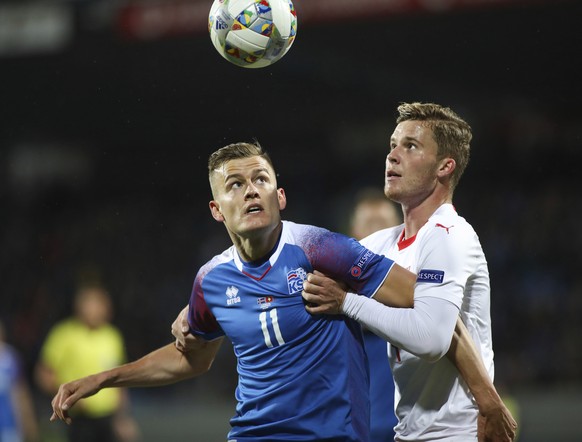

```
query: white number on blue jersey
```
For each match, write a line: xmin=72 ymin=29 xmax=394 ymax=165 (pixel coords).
xmin=259 ymin=308 xmax=285 ymax=348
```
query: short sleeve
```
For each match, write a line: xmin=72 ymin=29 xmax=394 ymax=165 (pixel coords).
xmin=187 ymin=272 xmax=224 ymax=341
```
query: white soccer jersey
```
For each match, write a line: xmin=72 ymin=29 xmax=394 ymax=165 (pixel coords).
xmin=360 ymin=204 xmax=494 ymax=441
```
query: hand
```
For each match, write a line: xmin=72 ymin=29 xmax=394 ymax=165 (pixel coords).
xmin=50 ymin=375 xmax=101 ymax=424
xmin=302 ymin=271 xmax=348 ymax=315
xmin=171 ymin=305 xmax=203 ymax=352
xmin=478 ymin=402 xmax=518 ymax=442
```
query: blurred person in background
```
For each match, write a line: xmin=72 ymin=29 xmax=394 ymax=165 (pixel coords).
xmin=0 ymin=320 xmax=39 ymax=442
xmin=35 ymin=284 xmax=139 ymax=442
xmin=349 ymin=187 xmax=401 ymax=442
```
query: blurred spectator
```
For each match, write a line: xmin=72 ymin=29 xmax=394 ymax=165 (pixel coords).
xmin=35 ymin=284 xmax=139 ymax=442
xmin=349 ymin=187 xmax=402 ymax=241
xmin=348 ymin=187 xmax=401 ymax=442
xmin=0 ymin=319 xmax=39 ymax=442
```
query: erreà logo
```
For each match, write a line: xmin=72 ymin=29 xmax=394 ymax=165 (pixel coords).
xmin=417 ymin=269 xmax=444 ymax=284
xmin=225 ymin=285 xmax=241 ymax=306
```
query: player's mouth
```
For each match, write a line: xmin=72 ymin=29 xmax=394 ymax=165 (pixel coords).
xmin=386 ymin=170 xmax=401 ymax=180
xmin=245 ymin=204 xmax=264 ymax=214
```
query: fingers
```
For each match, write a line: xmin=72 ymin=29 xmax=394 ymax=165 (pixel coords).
xmin=51 ymin=380 xmax=90 ymax=425
xmin=301 ymin=290 xmax=319 ymax=308
xmin=302 ymin=289 xmax=341 ymax=315
xmin=480 ymin=411 xmax=518 ymax=442
xmin=175 ymin=339 xmax=186 ymax=352
xmin=179 ymin=305 xmax=189 ymax=333
xmin=174 ymin=331 xmax=204 ymax=353
xmin=304 ymin=272 xmax=349 ymax=294
xmin=51 ymin=391 xmax=73 ymax=425
xmin=304 ymin=304 xmax=325 ymax=315
xmin=173 ymin=306 xmax=188 ymax=335
xmin=302 ymin=272 xmax=346 ymax=315
xmin=171 ymin=305 xmax=190 ymax=346
xmin=303 ymin=272 xmax=330 ymax=297
xmin=477 ymin=414 xmax=487 ymax=440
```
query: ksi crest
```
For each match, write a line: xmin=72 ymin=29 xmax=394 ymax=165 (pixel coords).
xmin=287 ymin=267 xmax=307 ymax=294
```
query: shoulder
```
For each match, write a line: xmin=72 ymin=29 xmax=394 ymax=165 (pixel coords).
xmin=423 ymin=205 xmax=477 ymax=242
xmin=281 ymin=220 xmax=342 ymax=251
xmin=100 ymin=323 xmax=124 ymax=340
xmin=282 ymin=220 xmax=330 ymax=243
xmin=360 ymin=225 xmax=403 ymax=253
xmin=41 ymin=319 xmax=81 ymax=355
xmin=417 ymin=205 xmax=483 ymax=262
xmin=46 ymin=318 xmax=80 ymax=337
xmin=196 ymin=246 xmax=236 ymax=284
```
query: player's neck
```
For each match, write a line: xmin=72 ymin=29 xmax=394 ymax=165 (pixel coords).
xmin=401 ymin=193 xmax=452 ymax=239
xmin=231 ymin=222 xmax=283 ymax=263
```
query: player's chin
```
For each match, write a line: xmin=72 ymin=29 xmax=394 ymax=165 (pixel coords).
xmin=240 ymin=216 xmax=272 ymax=231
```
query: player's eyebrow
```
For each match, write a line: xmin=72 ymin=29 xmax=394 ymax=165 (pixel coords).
xmin=391 ymin=135 xmax=424 ymax=146
xmin=224 ymin=167 xmax=271 ymax=182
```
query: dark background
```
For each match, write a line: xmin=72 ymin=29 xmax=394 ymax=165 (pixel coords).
xmin=1 ymin=0 xmax=581 ymax=439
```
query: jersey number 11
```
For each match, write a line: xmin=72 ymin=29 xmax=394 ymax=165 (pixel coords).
xmin=259 ymin=309 xmax=285 ymax=348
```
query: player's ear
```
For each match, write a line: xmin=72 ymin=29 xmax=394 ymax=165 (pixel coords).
xmin=277 ymin=188 xmax=287 ymax=211
xmin=209 ymin=200 xmax=225 ymax=222
xmin=437 ymin=158 xmax=456 ymax=180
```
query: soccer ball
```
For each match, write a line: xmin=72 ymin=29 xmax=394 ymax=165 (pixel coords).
xmin=208 ymin=0 xmax=297 ymax=68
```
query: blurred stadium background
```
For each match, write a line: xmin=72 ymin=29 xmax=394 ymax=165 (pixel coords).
xmin=1 ymin=0 xmax=581 ymax=440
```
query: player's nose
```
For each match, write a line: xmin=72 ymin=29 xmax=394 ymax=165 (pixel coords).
xmin=244 ymin=182 xmax=260 ymax=199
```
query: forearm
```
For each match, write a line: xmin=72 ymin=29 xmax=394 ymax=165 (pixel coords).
xmin=98 ymin=342 xmax=216 ymax=389
xmin=447 ymin=318 xmax=501 ymax=412
xmin=373 ymin=263 xmax=416 ymax=308
xmin=342 ymin=294 xmax=458 ymax=361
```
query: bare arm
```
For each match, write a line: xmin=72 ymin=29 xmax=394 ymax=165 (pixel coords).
xmin=303 ymin=272 xmax=453 ymax=360
xmin=448 ymin=318 xmax=517 ymax=442
xmin=302 ymin=266 xmax=415 ymax=315
xmin=373 ymin=264 xmax=416 ymax=308
xmin=51 ymin=339 xmax=223 ymax=424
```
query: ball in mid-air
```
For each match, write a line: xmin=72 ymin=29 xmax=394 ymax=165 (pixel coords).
xmin=209 ymin=0 xmax=297 ymax=68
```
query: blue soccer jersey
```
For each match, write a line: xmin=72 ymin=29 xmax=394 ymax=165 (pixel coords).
xmin=188 ymin=221 xmax=395 ymax=442
xmin=0 ymin=344 xmax=23 ymax=442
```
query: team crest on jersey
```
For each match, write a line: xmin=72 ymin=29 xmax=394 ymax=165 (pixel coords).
xmin=225 ymin=285 xmax=241 ymax=306
xmin=287 ymin=267 xmax=307 ymax=294
xmin=257 ymin=296 xmax=274 ymax=310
